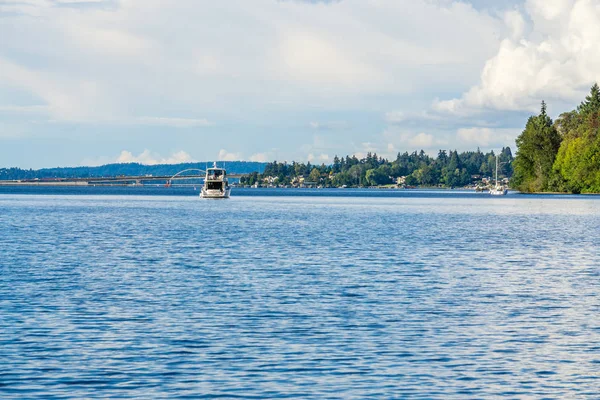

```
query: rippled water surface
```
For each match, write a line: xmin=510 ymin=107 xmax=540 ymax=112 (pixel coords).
xmin=1 ymin=189 xmax=599 ymax=398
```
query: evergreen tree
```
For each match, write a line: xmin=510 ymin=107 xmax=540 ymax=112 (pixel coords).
xmin=437 ymin=150 xmax=448 ymax=165
xmin=332 ymin=156 xmax=341 ymax=173
xmin=513 ymin=101 xmax=561 ymax=192
xmin=577 ymin=83 xmax=600 ymax=116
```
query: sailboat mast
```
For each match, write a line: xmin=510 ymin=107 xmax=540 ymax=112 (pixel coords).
xmin=495 ymin=155 xmax=499 ymax=186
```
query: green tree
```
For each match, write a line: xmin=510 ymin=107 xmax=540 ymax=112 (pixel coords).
xmin=554 ymin=84 xmax=600 ymax=193
xmin=512 ymin=101 xmax=561 ymax=192
xmin=332 ymin=156 xmax=341 ymax=173
xmin=577 ymin=83 xmax=600 ymax=116
xmin=365 ymin=165 xmax=392 ymax=186
xmin=404 ymin=174 xmax=418 ymax=186
xmin=308 ymin=167 xmax=321 ymax=183
xmin=347 ymin=165 xmax=363 ymax=186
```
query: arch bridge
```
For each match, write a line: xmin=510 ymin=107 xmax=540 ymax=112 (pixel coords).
xmin=34 ymin=169 xmax=246 ymax=186
xmin=165 ymin=169 xmax=206 ymax=187
xmin=2 ymin=168 xmax=248 ymax=186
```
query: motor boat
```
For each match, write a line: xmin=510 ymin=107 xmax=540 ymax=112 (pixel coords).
xmin=200 ymin=163 xmax=231 ymax=199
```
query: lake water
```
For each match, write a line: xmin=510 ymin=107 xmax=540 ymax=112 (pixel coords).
xmin=1 ymin=188 xmax=599 ymax=398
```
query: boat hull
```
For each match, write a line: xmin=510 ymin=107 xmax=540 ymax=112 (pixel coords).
xmin=489 ymin=189 xmax=508 ymax=196
xmin=200 ymin=187 xmax=231 ymax=199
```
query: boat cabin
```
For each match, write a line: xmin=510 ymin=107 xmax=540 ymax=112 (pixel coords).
xmin=205 ymin=168 xmax=227 ymax=190
xmin=207 ymin=168 xmax=226 ymax=181
xmin=201 ymin=163 xmax=231 ymax=198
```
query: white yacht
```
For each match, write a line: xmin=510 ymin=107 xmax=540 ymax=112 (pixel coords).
xmin=489 ymin=155 xmax=508 ymax=196
xmin=201 ymin=163 xmax=231 ymax=199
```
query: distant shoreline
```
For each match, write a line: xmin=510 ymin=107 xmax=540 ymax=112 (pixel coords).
xmin=0 ymin=181 xmax=89 ymax=186
xmin=0 ymin=181 xmax=474 ymax=190
xmin=3 ymin=182 xmax=599 ymax=195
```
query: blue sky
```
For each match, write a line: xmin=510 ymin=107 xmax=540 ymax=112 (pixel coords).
xmin=1 ymin=0 xmax=599 ymax=168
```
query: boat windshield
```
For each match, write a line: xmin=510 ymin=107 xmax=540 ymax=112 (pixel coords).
xmin=207 ymin=169 xmax=225 ymax=180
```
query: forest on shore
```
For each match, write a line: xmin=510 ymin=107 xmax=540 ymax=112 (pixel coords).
xmin=241 ymin=148 xmax=513 ymax=188
xmin=1 ymin=150 xmax=516 ymax=190
xmin=513 ymin=84 xmax=600 ymax=193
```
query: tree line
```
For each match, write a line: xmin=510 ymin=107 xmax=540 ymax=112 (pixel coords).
xmin=513 ymin=84 xmax=600 ymax=193
xmin=241 ymin=148 xmax=513 ymax=188
xmin=0 ymin=161 xmax=266 ymax=181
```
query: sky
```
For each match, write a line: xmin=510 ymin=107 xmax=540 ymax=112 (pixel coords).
xmin=1 ymin=0 xmax=600 ymax=168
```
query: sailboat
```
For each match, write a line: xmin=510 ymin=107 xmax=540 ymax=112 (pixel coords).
xmin=489 ymin=155 xmax=508 ymax=196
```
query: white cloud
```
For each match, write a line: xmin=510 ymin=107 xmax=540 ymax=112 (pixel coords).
xmin=57 ymin=0 xmax=106 ymax=3
xmin=298 ymin=134 xmax=338 ymax=163
xmin=525 ymin=0 xmax=573 ymax=25
xmin=381 ymin=128 xmax=450 ymax=154
xmin=307 ymin=153 xmax=330 ymax=163
xmin=348 ymin=141 xmax=382 ymax=160
xmin=0 ymin=0 xmax=506 ymax=122
xmin=456 ymin=127 xmax=519 ymax=147
xmin=196 ymin=54 xmax=221 ymax=75
xmin=65 ymin=25 xmax=153 ymax=58
xmin=116 ymin=149 xmax=195 ymax=165
xmin=218 ymin=149 xmax=242 ymax=161
xmin=1 ymin=0 xmax=533 ymax=167
xmin=309 ymin=121 xmax=348 ymax=130
xmin=0 ymin=57 xmax=105 ymax=121
xmin=278 ymin=32 xmax=381 ymax=88
xmin=167 ymin=150 xmax=195 ymax=164
xmin=361 ymin=142 xmax=377 ymax=153
xmin=436 ymin=0 xmax=600 ymax=114
xmin=385 ymin=109 xmax=445 ymax=124
xmin=249 ymin=152 xmax=270 ymax=162
xmin=0 ymin=105 xmax=50 ymax=115
xmin=457 ymin=127 xmax=494 ymax=146
xmin=504 ymin=9 xmax=526 ymax=41
xmin=385 ymin=111 xmax=405 ymax=123
xmin=138 ymin=117 xmax=213 ymax=128
xmin=1 ymin=0 xmax=111 ymax=16
xmin=408 ymin=132 xmax=434 ymax=148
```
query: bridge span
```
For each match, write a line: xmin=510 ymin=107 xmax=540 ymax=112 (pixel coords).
xmin=0 ymin=172 xmax=248 ymax=186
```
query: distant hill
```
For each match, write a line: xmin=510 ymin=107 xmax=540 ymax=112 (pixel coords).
xmin=0 ymin=161 xmax=267 ymax=180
